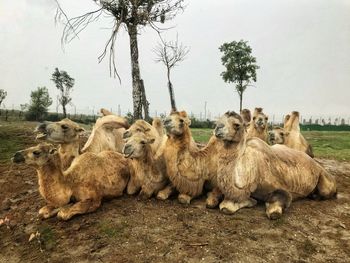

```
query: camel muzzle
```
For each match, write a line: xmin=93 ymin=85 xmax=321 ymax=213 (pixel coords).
xmin=12 ymin=152 xmax=25 ymax=163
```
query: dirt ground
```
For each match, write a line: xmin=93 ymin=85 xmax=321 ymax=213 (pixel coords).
xmin=1 ymin=144 xmax=350 ymax=262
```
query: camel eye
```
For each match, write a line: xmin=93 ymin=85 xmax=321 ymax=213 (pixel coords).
xmin=33 ymin=151 xmax=41 ymax=156
xmin=279 ymin=132 xmax=284 ymax=137
xmin=265 ymin=117 xmax=268 ymax=121
xmin=234 ymin=123 xmax=240 ymax=129
xmin=136 ymin=128 xmax=142 ymax=132
xmin=61 ymin=124 xmax=69 ymax=130
xmin=140 ymin=140 xmax=146 ymax=145
xmin=180 ymin=119 xmax=184 ymax=123
xmin=253 ymin=117 xmax=256 ymax=120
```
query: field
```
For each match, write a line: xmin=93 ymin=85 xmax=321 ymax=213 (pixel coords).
xmin=1 ymin=121 xmax=350 ymax=262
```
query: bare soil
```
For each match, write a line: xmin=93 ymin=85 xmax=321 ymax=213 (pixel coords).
xmin=1 ymin=150 xmax=349 ymax=262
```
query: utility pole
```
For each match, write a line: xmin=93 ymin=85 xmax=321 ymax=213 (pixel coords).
xmin=204 ymin=101 xmax=207 ymax=120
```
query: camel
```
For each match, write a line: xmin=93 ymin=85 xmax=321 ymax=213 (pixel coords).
xmin=214 ymin=111 xmax=337 ymax=219
xmin=122 ymin=132 xmax=169 ymax=199
xmin=245 ymin=107 xmax=269 ymax=142
xmin=35 ymin=115 xmax=129 ymax=170
xmin=161 ymin=111 xmax=223 ymax=207
xmin=12 ymin=143 xmax=130 ymax=220
xmin=269 ymin=111 xmax=314 ymax=157
xmin=240 ymin=108 xmax=251 ymax=130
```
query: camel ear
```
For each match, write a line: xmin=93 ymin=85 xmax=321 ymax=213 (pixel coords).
xmin=284 ymin=131 xmax=290 ymax=136
xmin=187 ymin=119 xmax=191 ymax=126
xmin=179 ymin=111 xmax=188 ymax=118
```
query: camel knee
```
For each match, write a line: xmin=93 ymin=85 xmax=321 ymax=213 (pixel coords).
xmin=206 ymin=188 xmax=223 ymax=209
xmin=178 ymin=193 xmax=192 ymax=205
xmin=316 ymin=173 xmax=337 ymax=199
xmin=265 ymin=189 xmax=292 ymax=220
xmin=219 ymin=198 xmax=257 ymax=215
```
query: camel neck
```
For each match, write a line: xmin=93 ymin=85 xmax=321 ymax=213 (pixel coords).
xmin=60 ymin=140 xmax=80 ymax=156
xmin=37 ymin=157 xmax=66 ymax=188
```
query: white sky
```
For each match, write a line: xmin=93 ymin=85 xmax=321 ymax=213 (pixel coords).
xmin=1 ymin=0 xmax=349 ymax=120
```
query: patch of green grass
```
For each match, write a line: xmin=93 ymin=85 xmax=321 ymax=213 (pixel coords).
xmin=303 ymin=131 xmax=350 ymax=161
xmin=0 ymin=121 xmax=37 ymax=163
xmin=191 ymin=128 xmax=350 ymax=161
xmin=98 ymin=220 xmax=129 ymax=238
xmin=38 ymin=224 xmax=56 ymax=250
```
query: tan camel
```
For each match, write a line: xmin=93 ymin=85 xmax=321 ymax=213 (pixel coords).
xmin=162 ymin=111 xmax=223 ymax=207
xmin=122 ymin=132 xmax=170 ymax=199
xmin=35 ymin=115 xmax=129 ymax=170
xmin=214 ymin=111 xmax=336 ymax=219
xmin=246 ymin=107 xmax=269 ymax=142
xmin=269 ymin=111 xmax=314 ymax=157
xmin=12 ymin=143 xmax=130 ymax=220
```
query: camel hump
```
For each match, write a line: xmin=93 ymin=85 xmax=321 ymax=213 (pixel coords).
xmin=152 ymin=117 xmax=164 ymax=136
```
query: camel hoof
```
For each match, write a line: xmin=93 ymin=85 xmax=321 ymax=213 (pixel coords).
xmin=206 ymin=200 xmax=219 ymax=209
xmin=267 ymin=211 xmax=282 ymax=220
xmin=220 ymin=207 xmax=235 ymax=215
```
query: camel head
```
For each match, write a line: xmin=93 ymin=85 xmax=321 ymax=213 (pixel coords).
xmin=35 ymin=119 xmax=85 ymax=144
xmin=122 ymin=133 xmax=155 ymax=159
xmin=123 ymin=120 xmax=152 ymax=139
xmin=252 ymin=107 xmax=268 ymax=130
xmin=284 ymin=111 xmax=300 ymax=132
xmin=214 ymin=111 xmax=244 ymax=143
xmin=268 ymin=127 xmax=289 ymax=145
xmin=163 ymin=111 xmax=191 ymax=136
xmin=12 ymin=143 xmax=58 ymax=168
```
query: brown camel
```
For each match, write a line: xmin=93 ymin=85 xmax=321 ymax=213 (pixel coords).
xmin=214 ymin=111 xmax=336 ymax=219
xmin=246 ymin=107 xmax=269 ymax=142
xmin=161 ymin=111 xmax=223 ymax=207
xmin=12 ymin=143 xmax=130 ymax=220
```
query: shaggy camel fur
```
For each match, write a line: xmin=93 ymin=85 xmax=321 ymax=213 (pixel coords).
xmin=214 ymin=111 xmax=336 ymax=219
xmin=122 ymin=133 xmax=169 ymax=199
xmin=36 ymin=115 xmax=129 ymax=170
xmin=240 ymin=108 xmax=251 ymax=130
xmin=12 ymin=143 xmax=130 ymax=220
xmin=246 ymin=107 xmax=269 ymax=142
xmin=269 ymin=111 xmax=314 ymax=157
xmin=162 ymin=111 xmax=223 ymax=207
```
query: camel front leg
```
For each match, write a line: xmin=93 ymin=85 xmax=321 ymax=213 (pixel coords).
xmin=57 ymin=199 xmax=101 ymax=221
xmin=219 ymin=198 xmax=257 ymax=215
xmin=127 ymin=176 xmax=141 ymax=195
xmin=156 ymin=184 xmax=175 ymax=200
xmin=39 ymin=205 xmax=60 ymax=219
xmin=206 ymin=187 xmax=223 ymax=209
xmin=138 ymin=186 xmax=154 ymax=200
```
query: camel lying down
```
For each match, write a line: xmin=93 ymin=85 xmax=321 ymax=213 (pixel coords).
xmin=12 ymin=143 xmax=130 ymax=220
xmin=214 ymin=111 xmax=337 ymax=219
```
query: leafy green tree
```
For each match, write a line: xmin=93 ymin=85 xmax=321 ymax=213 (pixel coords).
xmin=51 ymin=68 xmax=75 ymax=118
xmin=0 ymin=89 xmax=7 ymax=107
xmin=25 ymin=87 xmax=53 ymax=121
xmin=219 ymin=40 xmax=259 ymax=112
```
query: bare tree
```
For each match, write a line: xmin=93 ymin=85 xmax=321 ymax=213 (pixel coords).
xmin=55 ymin=0 xmax=185 ymax=120
xmin=153 ymin=36 xmax=189 ymax=111
xmin=0 ymin=89 xmax=7 ymax=108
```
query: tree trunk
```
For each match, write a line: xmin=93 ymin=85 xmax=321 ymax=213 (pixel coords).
xmin=62 ymin=104 xmax=67 ymax=118
xmin=128 ymin=24 xmax=143 ymax=120
xmin=239 ymin=92 xmax=243 ymax=113
xmin=167 ymin=68 xmax=177 ymax=111
xmin=140 ymin=79 xmax=150 ymax=121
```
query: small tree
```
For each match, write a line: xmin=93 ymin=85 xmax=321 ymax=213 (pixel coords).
xmin=154 ymin=37 xmax=189 ymax=111
xmin=25 ymin=87 xmax=53 ymax=121
xmin=219 ymin=40 xmax=259 ymax=112
xmin=0 ymin=89 xmax=7 ymax=108
xmin=51 ymin=68 xmax=75 ymax=118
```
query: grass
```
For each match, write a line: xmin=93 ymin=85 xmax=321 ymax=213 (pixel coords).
xmin=191 ymin=128 xmax=350 ymax=161
xmin=0 ymin=121 xmax=349 ymax=162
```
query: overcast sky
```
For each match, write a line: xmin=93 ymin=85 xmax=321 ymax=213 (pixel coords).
xmin=1 ymin=0 xmax=349 ymax=120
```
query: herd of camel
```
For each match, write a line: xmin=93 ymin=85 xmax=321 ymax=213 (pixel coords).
xmin=12 ymin=107 xmax=337 ymax=221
